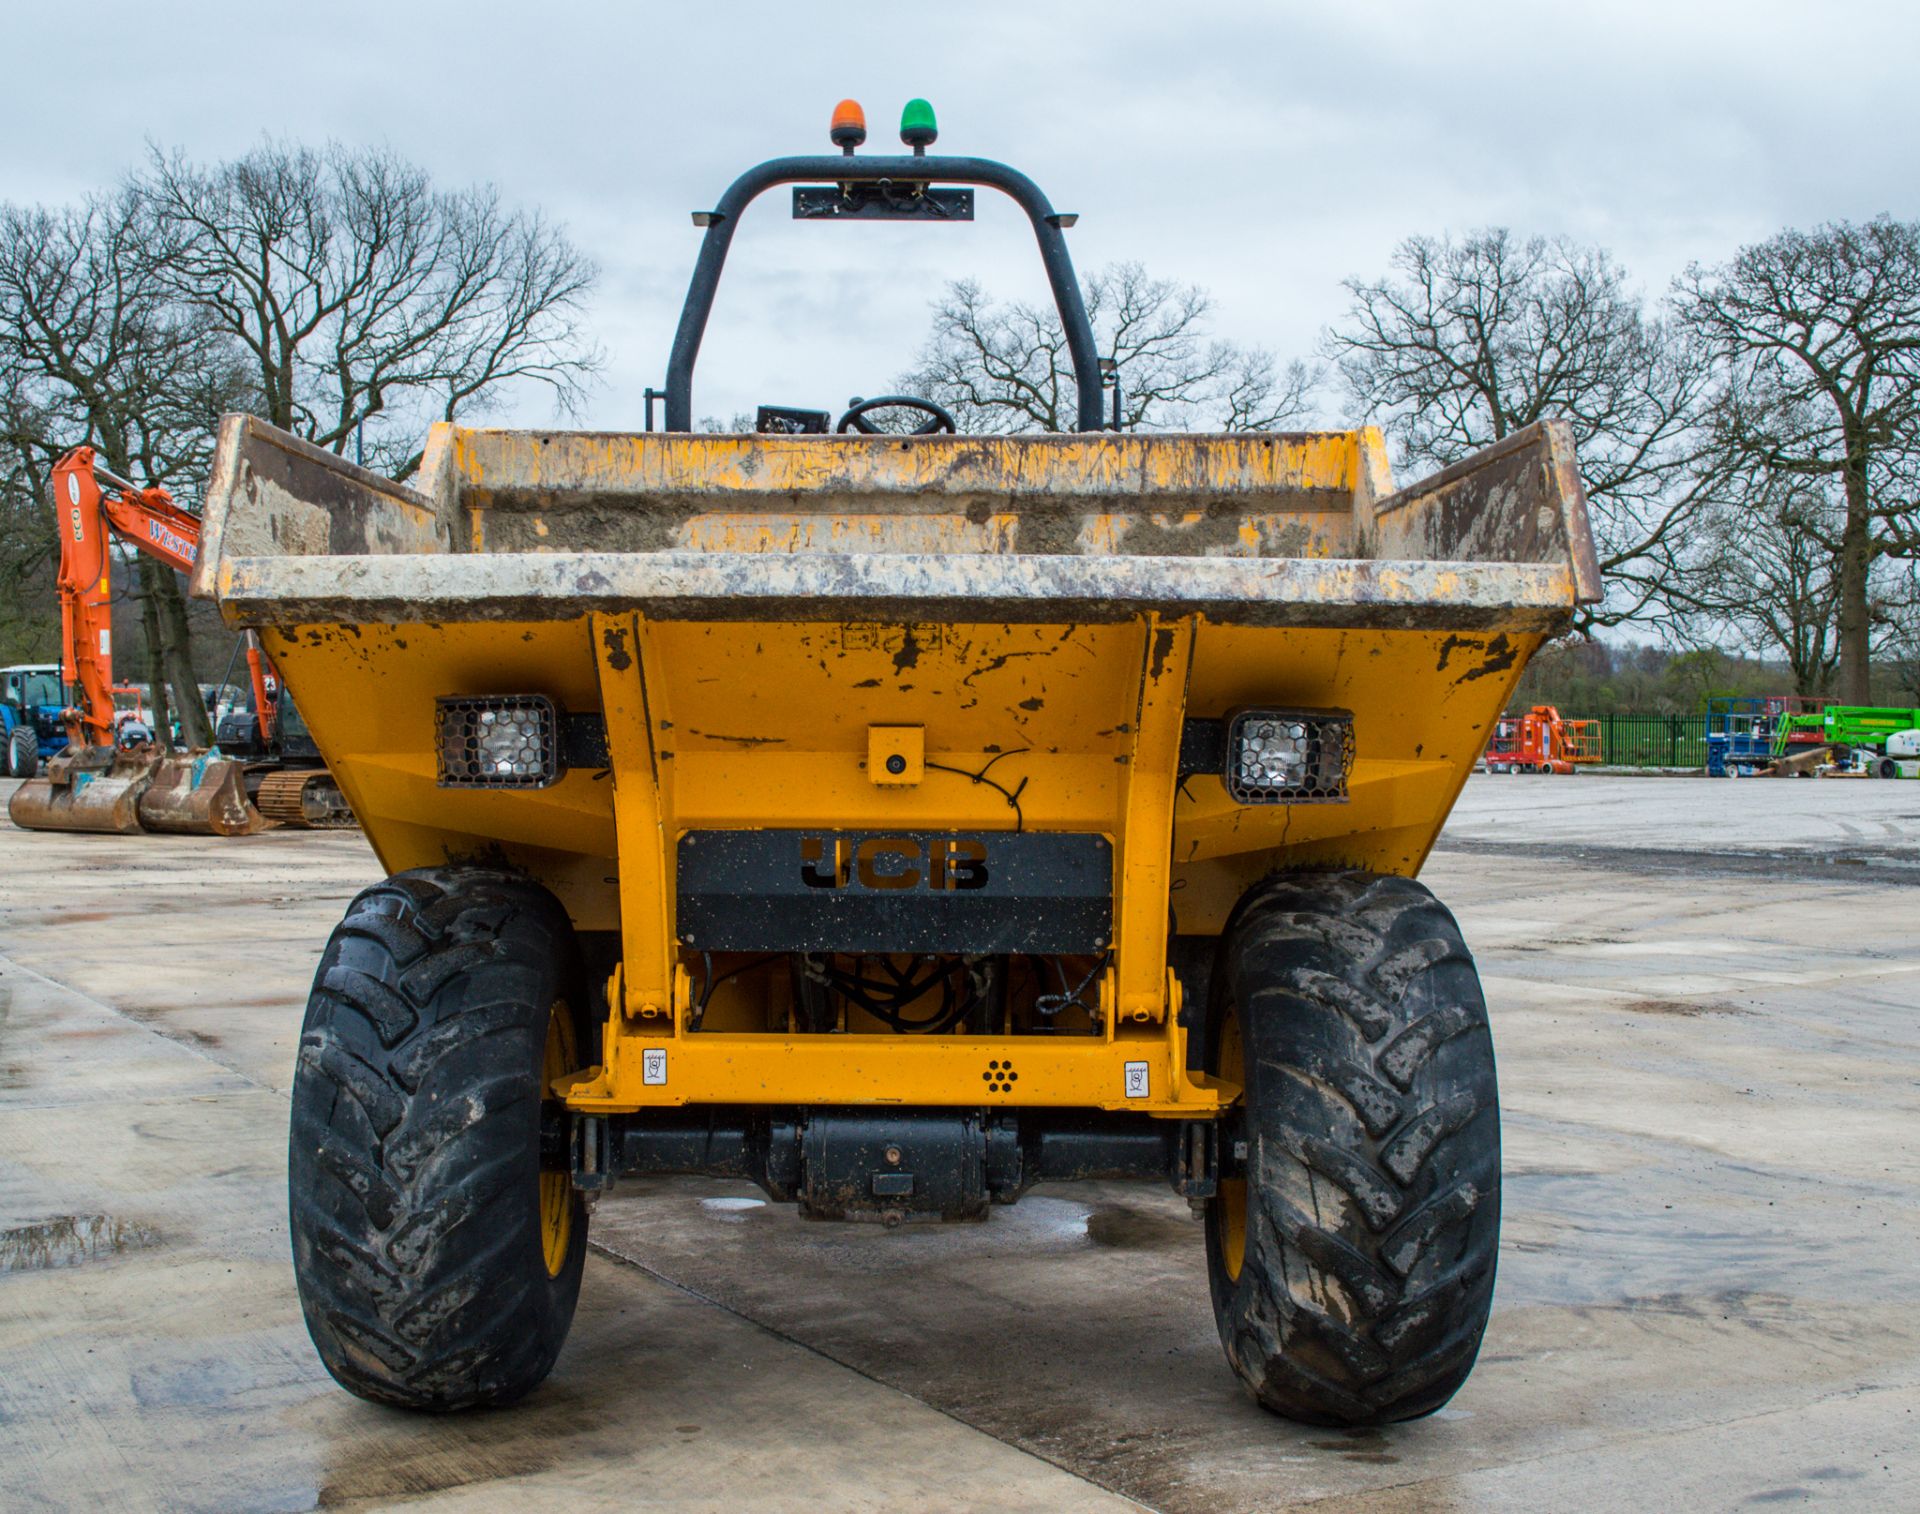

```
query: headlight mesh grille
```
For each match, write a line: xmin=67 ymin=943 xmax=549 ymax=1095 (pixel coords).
xmin=436 ymin=695 xmax=562 ymax=789
xmin=1224 ymin=709 xmax=1353 ymax=804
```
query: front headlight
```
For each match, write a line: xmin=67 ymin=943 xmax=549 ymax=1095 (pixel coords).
xmin=1224 ymin=708 xmax=1352 ymax=804
xmin=436 ymin=695 xmax=563 ymax=788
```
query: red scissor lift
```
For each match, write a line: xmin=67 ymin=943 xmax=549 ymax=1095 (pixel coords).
xmin=1484 ymin=705 xmax=1604 ymax=774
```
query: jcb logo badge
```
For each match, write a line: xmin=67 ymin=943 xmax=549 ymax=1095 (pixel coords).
xmin=800 ymin=836 xmax=988 ymax=892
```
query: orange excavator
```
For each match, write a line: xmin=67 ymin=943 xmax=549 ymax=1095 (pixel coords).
xmin=7 ymin=447 xmax=349 ymax=835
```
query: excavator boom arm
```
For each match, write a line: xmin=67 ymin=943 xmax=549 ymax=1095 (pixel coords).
xmin=48 ymin=446 xmax=272 ymax=748
xmin=51 ymin=448 xmax=129 ymax=747
xmin=100 ymin=489 xmax=203 ymax=577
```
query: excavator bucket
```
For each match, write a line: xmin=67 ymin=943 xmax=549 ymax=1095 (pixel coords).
xmin=137 ymin=751 xmax=273 ymax=835
xmin=7 ymin=745 xmax=271 ymax=836
xmin=8 ymin=746 xmax=155 ymax=834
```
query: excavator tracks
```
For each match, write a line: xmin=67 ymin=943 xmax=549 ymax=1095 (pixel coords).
xmin=255 ymin=768 xmax=357 ymax=829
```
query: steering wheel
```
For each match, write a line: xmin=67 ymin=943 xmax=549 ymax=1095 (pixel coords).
xmin=836 ymin=395 xmax=957 ymax=435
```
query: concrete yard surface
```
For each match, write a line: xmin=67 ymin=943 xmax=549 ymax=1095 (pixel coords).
xmin=2 ymin=774 xmax=1917 ymax=1511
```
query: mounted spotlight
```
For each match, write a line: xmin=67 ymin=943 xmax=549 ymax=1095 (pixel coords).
xmin=1223 ymin=708 xmax=1354 ymax=804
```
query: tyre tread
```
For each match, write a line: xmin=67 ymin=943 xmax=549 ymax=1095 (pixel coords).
xmin=288 ymin=865 xmax=584 ymax=1412
xmin=1208 ymin=870 xmax=1500 ymax=1427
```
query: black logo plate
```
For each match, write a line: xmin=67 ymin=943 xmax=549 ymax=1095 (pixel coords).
xmin=676 ymin=830 xmax=1112 ymax=955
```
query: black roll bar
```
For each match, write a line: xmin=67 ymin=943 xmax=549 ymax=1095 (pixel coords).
xmin=664 ymin=154 xmax=1104 ymax=433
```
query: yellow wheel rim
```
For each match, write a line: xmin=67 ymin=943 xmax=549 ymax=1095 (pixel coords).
xmin=539 ymin=1002 xmax=575 ymax=1278
xmin=1216 ymin=1003 xmax=1247 ymax=1282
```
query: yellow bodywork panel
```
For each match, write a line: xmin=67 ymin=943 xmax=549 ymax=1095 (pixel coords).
xmin=265 ymin=616 xmax=1531 ymax=929
xmin=262 ymin=612 xmax=1535 ymax=1117
xmin=209 ymin=414 xmax=1592 ymax=1119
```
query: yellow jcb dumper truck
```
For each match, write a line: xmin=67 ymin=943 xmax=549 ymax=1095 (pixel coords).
xmin=194 ymin=103 xmax=1598 ymax=1428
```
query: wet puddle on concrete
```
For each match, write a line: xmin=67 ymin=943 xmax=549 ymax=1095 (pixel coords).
xmin=1084 ymin=1203 xmax=1196 ymax=1249
xmin=0 ymin=1214 xmax=160 ymax=1272
xmin=1308 ymin=1427 xmax=1401 ymax=1465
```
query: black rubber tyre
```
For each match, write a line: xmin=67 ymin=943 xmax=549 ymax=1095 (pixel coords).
xmin=288 ymin=866 xmax=588 ymax=1411
xmin=1204 ymin=870 xmax=1499 ymax=1427
xmin=6 ymin=724 xmax=36 ymax=778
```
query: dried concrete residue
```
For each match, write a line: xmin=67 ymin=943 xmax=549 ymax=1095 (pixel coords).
xmin=1620 ymin=999 xmax=1749 ymax=1018
xmin=0 ymin=1214 xmax=161 ymax=1273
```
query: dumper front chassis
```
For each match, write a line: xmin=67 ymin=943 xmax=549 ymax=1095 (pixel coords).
xmin=203 ymin=417 xmax=1591 ymax=1204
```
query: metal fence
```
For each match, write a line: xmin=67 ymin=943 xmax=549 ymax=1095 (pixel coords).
xmin=1581 ymin=713 xmax=1710 ymax=769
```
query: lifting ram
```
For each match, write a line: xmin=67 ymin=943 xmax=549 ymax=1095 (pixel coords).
xmin=195 ymin=101 xmax=1600 ymax=1428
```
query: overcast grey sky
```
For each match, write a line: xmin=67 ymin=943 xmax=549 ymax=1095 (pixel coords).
xmin=4 ymin=1 xmax=1916 ymax=434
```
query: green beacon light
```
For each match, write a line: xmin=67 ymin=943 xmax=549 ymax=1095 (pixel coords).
xmin=900 ymin=98 xmax=938 ymax=155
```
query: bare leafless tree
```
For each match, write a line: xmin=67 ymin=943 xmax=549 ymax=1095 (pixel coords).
xmin=0 ymin=191 xmax=241 ymax=743
xmin=0 ymin=377 xmax=60 ymax=662
xmin=1677 ymin=218 xmax=1920 ymax=701
xmin=1 ymin=144 xmax=603 ymax=747
xmin=138 ymin=141 xmax=602 ymax=479
xmin=0 ymin=381 xmax=56 ymax=563
xmin=1878 ymin=565 xmax=1920 ymax=703
xmin=900 ymin=263 xmax=1317 ymax=434
xmin=1683 ymin=471 xmax=1846 ymax=695
xmin=1326 ymin=230 xmax=1719 ymax=633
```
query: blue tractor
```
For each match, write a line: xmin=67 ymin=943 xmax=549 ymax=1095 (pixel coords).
xmin=0 ymin=663 xmax=68 ymax=779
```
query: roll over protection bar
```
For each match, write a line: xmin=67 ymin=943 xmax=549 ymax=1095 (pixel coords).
xmin=664 ymin=154 xmax=1104 ymax=433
